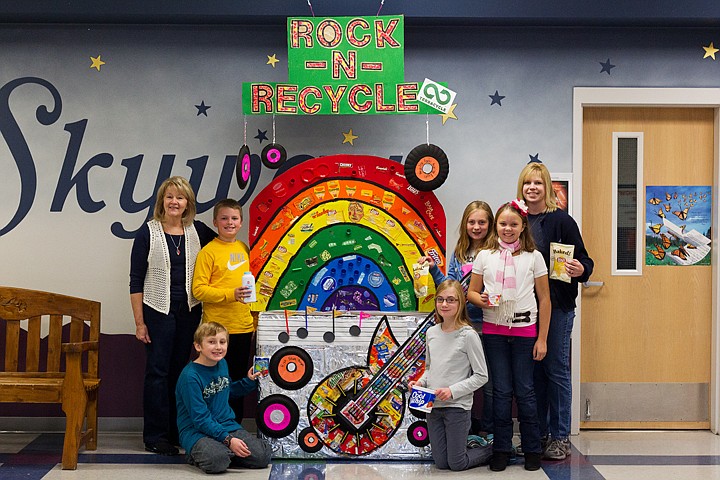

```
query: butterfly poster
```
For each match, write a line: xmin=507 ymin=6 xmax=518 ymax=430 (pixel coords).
xmin=645 ymin=185 xmax=711 ymax=266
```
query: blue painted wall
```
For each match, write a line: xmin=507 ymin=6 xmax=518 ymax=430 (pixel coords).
xmin=0 ymin=16 xmax=718 ymax=419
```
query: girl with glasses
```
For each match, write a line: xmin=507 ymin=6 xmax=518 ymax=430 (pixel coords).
xmin=418 ymin=201 xmax=495 ymax=440
xmin=408 ymin=279 xmax=491 ymax=471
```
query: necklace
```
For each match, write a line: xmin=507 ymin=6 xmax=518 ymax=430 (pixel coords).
xmin=168 ymin=234 xmax=183 ymax=256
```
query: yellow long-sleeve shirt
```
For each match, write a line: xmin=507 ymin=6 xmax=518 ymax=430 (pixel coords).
xmin=192 ymin=238 xmax=254 ymax=334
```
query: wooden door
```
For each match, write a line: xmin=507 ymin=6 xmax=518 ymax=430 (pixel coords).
xmin=581 ymin=107 xmax=713 ymax=429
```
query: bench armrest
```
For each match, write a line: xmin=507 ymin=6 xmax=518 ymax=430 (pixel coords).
xmin=62 ymin=341 xmax=99 ymax=354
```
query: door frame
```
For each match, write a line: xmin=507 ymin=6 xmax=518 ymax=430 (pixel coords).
xmin=572 ymin=87 xmax=720 ymax=434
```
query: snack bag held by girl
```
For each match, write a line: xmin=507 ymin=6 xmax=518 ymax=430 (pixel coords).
xmin=413 ymin=262 xmax=431 ymax=297
xmin=550 ymin=242 xmax=575 ymax=283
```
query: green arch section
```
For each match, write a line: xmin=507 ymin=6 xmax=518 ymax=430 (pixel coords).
xmin=267 ymin=223 xmax=417 ymax=311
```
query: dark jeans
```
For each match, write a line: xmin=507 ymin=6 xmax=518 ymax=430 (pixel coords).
xmin=484 ymin=334 xmax=541 ymax=455
xmin=225 ymin=332 xmax=254 ymax=422
xmin=427 ymin=407 xmax=492 ymax=471
xmin=535 ymin=308 xmax=575 ymax=439
xmin=142 ymin=300 xmax=201 ymax=445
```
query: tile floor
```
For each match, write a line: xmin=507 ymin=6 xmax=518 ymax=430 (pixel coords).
xmin=2 ymin=431 xmax=720 ymax=479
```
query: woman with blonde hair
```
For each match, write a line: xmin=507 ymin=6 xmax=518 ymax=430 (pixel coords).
xmin=129 ymin=176 xmax=215 ymax=455
xmin=517 ymin=162 xmax=594 ymax=461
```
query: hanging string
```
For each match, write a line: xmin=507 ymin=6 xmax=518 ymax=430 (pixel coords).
xmin=425 ymin=114 xmax=430 ymax=145
xmin=243 ymin=115 xmax=247 ymax=145
xmin=307 ymin=0 xmax=315 ymax=16
xmin=376 ymin=0 xmax=385 ymax=16
xmin=272 ymin=114 xmax=276 ymax=143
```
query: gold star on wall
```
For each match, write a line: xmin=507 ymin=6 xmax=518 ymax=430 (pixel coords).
xmin=439 ymin=103 xmax=458 ymax=125
xmin=90 ymin=55 xmax=105 ymax=71
xmin=266 ymin=54 xmax=280 ymax=67
xmin=703 ymin=42 xmax=719 ymax=60
xmin=342 ymin=129 xmax=359 ymax=145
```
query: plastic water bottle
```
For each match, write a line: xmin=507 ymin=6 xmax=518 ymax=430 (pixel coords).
xmin=242 ymin=271 xmax=257 ymax=303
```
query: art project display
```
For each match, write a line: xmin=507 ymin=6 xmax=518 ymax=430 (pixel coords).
xmin=249 ymin=154 xmax=446 ymax=313
xmin=255 ymin=310 xmax=434 ymax=459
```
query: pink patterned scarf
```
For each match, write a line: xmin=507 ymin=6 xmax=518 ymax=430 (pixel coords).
xmin=496 ymin=239 xmax=520 ymax=325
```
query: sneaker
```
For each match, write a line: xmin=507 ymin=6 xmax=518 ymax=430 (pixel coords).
xmin=489 ymin=451 xmax=511 ymax=472
xmin=543 ymin=438 xmax=571 ymax=460
xmin=145 ymin=440 xmax=179 ymax=456
xmin=524 ymin=452 xmax=542 ymax=471
xmin=467 ymin=434 xmax=491 ymax=448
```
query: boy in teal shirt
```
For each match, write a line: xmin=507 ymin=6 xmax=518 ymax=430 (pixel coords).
xmin=175 ymin=322 xmax=271 ymax=473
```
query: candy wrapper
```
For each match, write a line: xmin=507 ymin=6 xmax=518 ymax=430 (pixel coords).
xmin=412 ymin=262 xmax=430 ymax=297
xmin=550 ymin=242 xmax=575 ymax=283
xmin=253 ymin=356 xmax=270 ymax=377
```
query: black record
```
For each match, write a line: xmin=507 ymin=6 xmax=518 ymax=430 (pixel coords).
xmin=269 ymin=346 xmax=314 ymax=390
xmin=297 ymin=426 xmax=324 ymax=453
xmin=255 ymin=394 xmax=299 ymax=438
xmin=407 ymin=420 xmax=430 ymax=447
xmin=235 ymin=145 xmax=251 ymax=189
xmin=261 ymin=143 xmax=287 ymax=169
xmin=404 ymin=143 xmax=449 ymax=191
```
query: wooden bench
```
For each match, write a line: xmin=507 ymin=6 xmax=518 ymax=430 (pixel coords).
xmin=0 ymin=286 xmax=101 ymax=470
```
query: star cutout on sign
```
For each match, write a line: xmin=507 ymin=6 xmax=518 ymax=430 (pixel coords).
xmin=489 ymin=90 xmax=505 ymax=106
xmin=703 ymin=42 xmax=719 ymax=60
xmin=439 ymin=103 xmax=458 ymax=125
xmin=342 ymin=129 xmax=358 ymax=145
xmin=90 ymin=55 xmax=105 ymax=71
xmin=528 ymin=153 xmax=542 ymax=163
xmin=599 ymin=58 xmax=616 ymax=75
xmin=255 ymin=129 xmax=268 ymax=143
xmin=267 ymin=54 xmax=280 ymax=67
xmin=195 ymin=101 xmax=211 ymax=116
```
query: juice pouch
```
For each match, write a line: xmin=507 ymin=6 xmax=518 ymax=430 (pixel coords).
xmin=550 ymin=242 xmax=575 ymax=283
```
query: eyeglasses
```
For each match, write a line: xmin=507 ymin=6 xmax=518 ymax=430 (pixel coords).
xmin=435 ymin=297 xmax=459 ymax=305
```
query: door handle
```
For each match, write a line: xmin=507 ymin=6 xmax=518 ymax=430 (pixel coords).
xmin=582 ymin=281 xmax=604 ymax=288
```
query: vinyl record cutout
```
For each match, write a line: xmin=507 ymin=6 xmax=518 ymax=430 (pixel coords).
xmin=235 ymin=145 xmax=251 ymax=189
xmin=404 ymin=144 xmax=449 ymax=191
xmin=409 ymin=407 xmax=427 ymax=419
xmin=407 ymin=420 xmax=430 ymax=447
xmin=261 ymin=143 xmax=287 ymax=169
xmin=269 ymin=346 xmax=314 ymax=390
xmin=298 ymin=426 xmax=324 ymax=453
xmin=256 ymin=394 xmax=299 ymax=438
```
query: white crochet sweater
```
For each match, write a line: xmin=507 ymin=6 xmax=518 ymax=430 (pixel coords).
xmin=143 ymin=219 xmax=201 ymax=314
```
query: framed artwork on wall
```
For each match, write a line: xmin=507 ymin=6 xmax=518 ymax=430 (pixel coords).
xmin=551 ymin=173 xmax=572 ymax=216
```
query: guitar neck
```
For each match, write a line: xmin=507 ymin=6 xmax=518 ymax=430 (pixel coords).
xmin=353 ymin=313 xmax=435 ymax=411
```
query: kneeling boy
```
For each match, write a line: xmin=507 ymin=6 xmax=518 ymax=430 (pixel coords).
xmin=176 ymin=322 xmax=272 ymax=473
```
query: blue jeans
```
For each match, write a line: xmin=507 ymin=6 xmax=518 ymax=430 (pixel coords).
xmin=534 ymin=308 xmax=575 ymax=439
xmin=143 ymin=300 xmax=201 ymax=444
xmin=484 ymin=334 xmax=541 ymax=455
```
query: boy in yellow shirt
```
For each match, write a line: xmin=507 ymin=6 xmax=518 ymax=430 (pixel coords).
xmin=192 ymin=199 xmax=254 ymax=422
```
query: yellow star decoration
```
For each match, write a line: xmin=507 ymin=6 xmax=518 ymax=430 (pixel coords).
xmin=342 ymin=129 xmax=359 ymax=145
xmin=266 ymin=54 xmax=280 ymax=67
xmin=90 ymin=55 xmax=105 ymax=71
xmin=439 ymin=103 xmax=458 ymax=125
xmin=703 ymin=42 xmax=719 ymax=60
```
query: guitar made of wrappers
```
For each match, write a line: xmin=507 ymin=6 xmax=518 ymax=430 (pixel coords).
xmin=304 ymin=311 xmax=435 ymax=455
